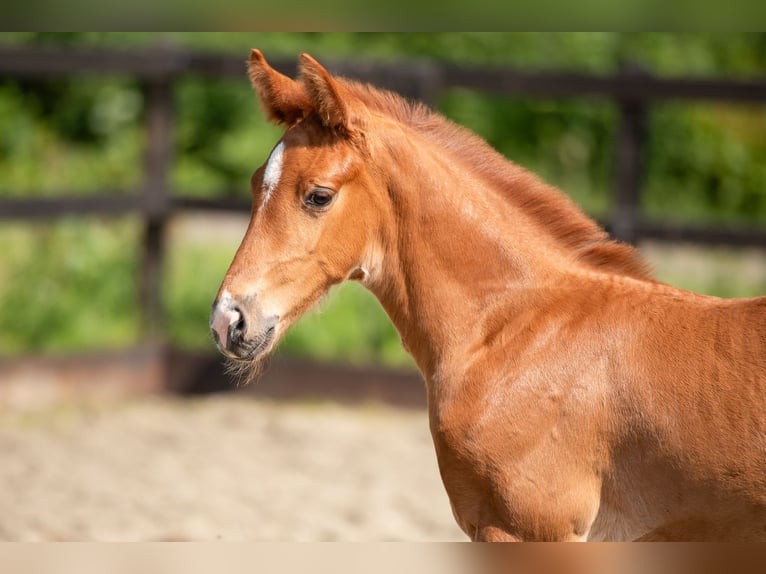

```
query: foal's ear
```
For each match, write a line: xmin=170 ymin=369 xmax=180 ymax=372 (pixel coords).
xmin=247 ymin=49 xmax=311 ymax=125
xmin=298 ymin=53 xmax=351 ymax=131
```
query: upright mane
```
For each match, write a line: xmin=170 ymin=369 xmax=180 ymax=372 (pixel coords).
xmin=337 ymin=78 xmax=653 ymax=281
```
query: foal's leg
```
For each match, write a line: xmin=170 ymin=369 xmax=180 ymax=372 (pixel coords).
xmin=475 ymin=525 xmax=521 ymax=542
xmin=475 ymin=525 xmax=591 ymax=542
xmin=635 ymin=515 xmax=766 ymax=541
xmin=471 ymin=504 xmax=595 ymax=541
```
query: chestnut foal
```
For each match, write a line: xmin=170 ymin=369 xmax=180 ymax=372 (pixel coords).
xmin=210 ymin=50 xmax=766 ymax=541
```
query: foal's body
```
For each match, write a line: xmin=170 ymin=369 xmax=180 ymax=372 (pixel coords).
xmin=366 ymin=153 xmax=766 ymax=541
xmin=211 ymin=50 xmax=766 ymax=541
xmin=429 ymin=277 xmax=766 ymax=540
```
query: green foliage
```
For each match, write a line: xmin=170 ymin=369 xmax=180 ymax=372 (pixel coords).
xmin=440 ymin=90 xmax=616 ymax=216
xmin=644 ymin=103 xmax=766 ymax=224
xmin=163 ymin=242 xmax=231 ymax=350
xmin=0 ymin=79 xmax=143 ymax=196
xmin=173 ymin=78 xmax=283 ymax=196
xmin=278 ymin=283 xmax=412 ymax=369
xmin=1 ymin=33 xmax=765 ymax=362
xmin=0 ymin=219 xmax=140 ymax=354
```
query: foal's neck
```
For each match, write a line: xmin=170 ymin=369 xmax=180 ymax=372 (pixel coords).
xmin=365 ymin=133 xmax=573 ymax=383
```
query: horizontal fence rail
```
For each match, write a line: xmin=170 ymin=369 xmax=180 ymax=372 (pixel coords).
xmin=3 ymin=44 xmax=766 ymax=102
xmin=1 ymin=44 xmax=765 ymax=236
xmin=0 ymin=43 xmax=764 ymax=383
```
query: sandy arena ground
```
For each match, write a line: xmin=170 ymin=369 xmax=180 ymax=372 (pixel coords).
xmin=0 ymin=394 xmax=465 ymax=541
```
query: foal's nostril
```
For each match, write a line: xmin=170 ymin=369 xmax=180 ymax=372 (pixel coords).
xmin=229 ymin=308 xmax=247 ymax=344
xmin=211 ymin=297 xmax=279 ymax=360
xmin=211 ymin=298 xmax=247 ymax=352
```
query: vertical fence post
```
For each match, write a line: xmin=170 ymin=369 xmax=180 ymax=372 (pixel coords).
xmin=611 ymin=64 xmax=649 ymax=246
xmin=139 ymin=71 xmax=173 ymax=346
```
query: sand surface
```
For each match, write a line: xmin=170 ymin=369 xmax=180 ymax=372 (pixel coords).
xmin=0 ymin=394 xmax=465 ymax=541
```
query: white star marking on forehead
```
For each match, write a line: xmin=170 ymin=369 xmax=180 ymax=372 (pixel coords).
xmin=261 ymin=141 xmax=285 ymax=207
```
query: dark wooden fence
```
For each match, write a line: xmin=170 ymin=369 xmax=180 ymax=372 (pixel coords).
xmin=0 ymin=43 xmax=764 ymax=396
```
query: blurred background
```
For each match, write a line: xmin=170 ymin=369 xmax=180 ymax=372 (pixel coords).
xmin=0 ymin=32 xmax=764 ymax=541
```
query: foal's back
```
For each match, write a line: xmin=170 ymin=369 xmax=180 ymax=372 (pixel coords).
xmin=604 ymin=280 xmax=766 ymax=540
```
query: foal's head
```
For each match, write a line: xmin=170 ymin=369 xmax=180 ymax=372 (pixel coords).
xmin=210 ymin=50 xmax=387 ymax=372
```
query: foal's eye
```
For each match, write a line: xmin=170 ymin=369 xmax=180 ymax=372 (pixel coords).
xmin=304 ymin=187 xmax=335 ymax=210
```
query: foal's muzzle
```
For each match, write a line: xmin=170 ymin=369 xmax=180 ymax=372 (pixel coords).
xmin=210 ymin=294 xmax=278 ymax=360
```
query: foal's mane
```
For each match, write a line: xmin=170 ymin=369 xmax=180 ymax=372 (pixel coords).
xmin=339 ymin=78 xmax=653 ymax=281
